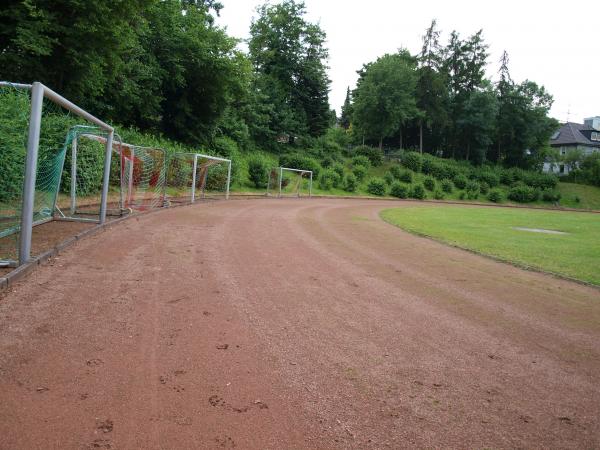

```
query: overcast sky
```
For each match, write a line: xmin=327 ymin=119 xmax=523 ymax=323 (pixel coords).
xmin=215 ymin=0 xmax=599 ymax=123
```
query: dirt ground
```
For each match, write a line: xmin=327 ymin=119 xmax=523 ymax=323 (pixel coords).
xmin=0 ymin=198 xmax=599 ymax=449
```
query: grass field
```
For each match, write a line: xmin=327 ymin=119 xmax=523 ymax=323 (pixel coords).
xmin=381 ymin=205 xmax=600 ymax=285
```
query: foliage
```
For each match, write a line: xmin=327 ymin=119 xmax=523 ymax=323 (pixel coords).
xmin=401 ymin=151 xmax=422 ymax=172
xmin=352 ymin=50 xmax=418 ymax=147
xmin=507 ymin=184 xmax=539 ymax=203
xmin=247 ymin=155 xmax=269 ymax=188
xmin=440 ymin=179 xmax=453 ymax=193
xmin=398 ymin=170 xmax=413 ymax=184
xmin=487 ymin=188 xmax=503 ymax=203
xmin=353 ymin=145 xmax=383 ymax=166
xmin=367 ymin=177 xmax=387 ymax=196
xmin=319 ymin=169 xmax=340 ymax=190
xmin=542 ymin=189 xmax=561 ymax=202
xmin=332 ymin=163 xmax=345 ymax=178
xmin=279 ymin=153 xmax=321 ymax=177
xmin=423 ymin=176 xmax=436 ymax=191
xmin=453 ymin=174 xmax=468 ymax=189
xmin=343 ymin=173 xmax=358 ymax=192
xmin=352 ymin=165 xmax=368 ymax=181
xmin=433 ymin=189 xmax=445 ymax=200
xmin=390 ymin=182 xmax=409 ymax=199
xmin=351 ymin=155 xmax=371 ymax=168
xmin=410 ymin=183 xmax=426 ymax=200
xmin=465 ymin=180 xmax=480 ymax=199
xmin=384 ymin=171 xmax=395 ymax=185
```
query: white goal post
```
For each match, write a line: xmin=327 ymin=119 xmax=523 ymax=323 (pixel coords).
xmin=267 ymin=167 xmax=313 ymax=198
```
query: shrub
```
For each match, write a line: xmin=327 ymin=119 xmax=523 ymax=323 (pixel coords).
xmin=319 ymin=169 xmax=341 ymax=190
xmin=332 ymin=163 xmax=345 ymax=178
xmin=384 ymin=171 xmax=395 ymax=185
xmin=487 ymin=188 xmax=503 ymax=203
xmin=390 ymin=182 xmax=409 ymax=198
xmin=247 ymin=155 xmax=269 ymax=188
xmin=453 ymin=174 xmax=468 ymax=189
xmin=433 ymin=189 xmax=445 ymax=200
xmin=279 ymin=153 xmax=321 ymax=178
xmin=352 ymin=165 xmax=368 ymax=181
xmin=465 ymin=180 xmax=480 ymax=200
xmin=421 ymin=154 xmax=435 ymax=174
xmin=398 ymin=170 xmax=413 ymax=183
xmin=458 ymin=191 xmax=466 ymax=200
xmin=542 ymin=189 xmax=561 ymax=202
xmin=507 ymin=184 xmax=538 ymax=203
xmin=390 ymin=165 xmax=403 ymax=180
xmin=423 ymin=176 xmax=436 ymax=191
xmin=440 ymin=179 xmax=453 ymax=193
xmin=367 ymin=177 xmax=387 ymax=196
xmin=523 ymin=172 xmax=558 ymax=190
xmin=320 ymin=156 xmax=333 ymax=168
xmin=344 ymin=173 xmax=358 ymax=192
xmin=354 ymin=145 xmax=383 ymax=166
xmin=479 ymin=181 xmax=490 ymax=195
xmin=410 ymin=183 xmax=426 ymax=200
xmin=402 ymin=151 xmax=423 ymax=172
xmin=351 ymin=155 xmax=371 ymax=168
xmin=477 ymin=170 xmax=500 ymax=187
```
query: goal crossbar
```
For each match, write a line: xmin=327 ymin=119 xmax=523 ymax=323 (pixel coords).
xmin=268 ymin=166 xmax=313 ymax=198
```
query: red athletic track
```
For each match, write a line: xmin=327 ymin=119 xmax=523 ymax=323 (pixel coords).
xmin=1 ymin=199 xmax=599 ymax=449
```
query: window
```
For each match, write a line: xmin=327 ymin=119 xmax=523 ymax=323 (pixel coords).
xmin=551 ymin=131 xmax=560 ymax=140
xmin=560 ymin=164 xmax=565 ymax=174
xmin=591 ymin=132 xmax=600 ymax=142
xmin=560 ymin=147 xmax=567 ymax=155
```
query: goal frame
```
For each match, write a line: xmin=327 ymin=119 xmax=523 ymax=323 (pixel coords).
xmin=0 ymin=81 xmax=115 ymax=266
xmin=267 ymin=167 xmax=313 ymax=198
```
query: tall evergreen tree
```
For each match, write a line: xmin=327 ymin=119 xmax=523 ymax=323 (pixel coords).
xmin=339 ymin=87 xmax=353 ymax=129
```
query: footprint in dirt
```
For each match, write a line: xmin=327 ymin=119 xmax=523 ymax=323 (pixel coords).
xmin=214 ymin=436 xmax=236 ymax=448
xmin=209 ymin=395 xmax=226 ymax=407
xmin=89 ymin=438 xmax=112 ymax=449
xmin=96 ymin=419 xmax=113 ymax=433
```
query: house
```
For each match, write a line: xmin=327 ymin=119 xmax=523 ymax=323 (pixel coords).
xmin=543 ymin=116 xmax=600 ymax=175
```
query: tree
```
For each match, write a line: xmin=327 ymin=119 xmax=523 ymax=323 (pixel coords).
xmin=416 ymin=19 xmax=448 ymax=153
xmin=352 ymin=50 xmax=418 ymax=149
xmin=456 ymin=82 xmax=498 ymax=163
xmin=339 ymin=87 xmax=353 ymax=129
xmin=249 ymin=0 xmax=330 ymax=146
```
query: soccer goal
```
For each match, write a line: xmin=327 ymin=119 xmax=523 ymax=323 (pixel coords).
xmin=0 ymin=81 xmax=115 ymax=267
xmin=166 ymin=152 xmax=231 ymax=204
xmin=120 ymin=144 xmax=166 ymax=211
xmin=267 ymin=167 xmax=313 ymax=197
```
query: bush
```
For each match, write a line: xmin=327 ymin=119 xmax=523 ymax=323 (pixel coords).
xmin=465 ymin=180 xmax=480 ymax=200
xmin=487 ymin=188 xmax=503 ymax=203
xmin=477 ymin=170 xmax=500 ymax=187
xmin=344 ymin=173 xmax=358 ymax=192
xmin=351 ymin=155 xmax=371 ymax=168
xmin=247 ymin=155 xmax=269 ymax=188
xmin=410 ymin=183 xmax=426 ymax=200
xmin=352 ymin=165 xmax=368 ymax=181
xmin=402 ymin=151 xmax=423 ymax=172
xmin=332 ymin=163 xmax=345 ymax=178
xmin=433 ymin=189 xmax=445 ymax=200
xmin=459 ymin=191 xmax=466 ymax=200
xmin=453 ymin=174 xmax=468 ymax=190
xmin=441 ymin=179 xmax=453 ymax=193
xmin=319 ymin=169 xmax=341 ymax=190
xmin=523 ymin=172 xmax=558 ymax=190
xmin=390 ymin=165 xmax=403 ymax=180
xmin=279 ymin=153 xmax=321 ymax=178
xmin=367 ymin=177 xmax=387 ymax=196
xmin=390 ymin=182 xmax=409 ymax=199
xmin=384 ymin=171 xmax=395 ymax=185
xmin=354 ymin=145 xmax=384 ymax=166
xmin=423 ymin=176 xmax=436 ymax=191
xmin=507 ymin=184 xmax=539 ymax=203
xmin=212 ymin=136 xmax=238 ymax=158
xmin=542 ymin=189 xmax=561 ymax=202
xmin=479 ymin=181 xmax=490 ymax=195
xmin=320 ymin=156 xmax=333 ymax=168
xmin=398 ymin=170 xmax=413 ymax=183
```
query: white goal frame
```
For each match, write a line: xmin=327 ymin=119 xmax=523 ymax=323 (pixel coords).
xmin=166 ymin=152 xmax=232 ymax=202
xmin=268 ymin=167 xmax=313 ymax=198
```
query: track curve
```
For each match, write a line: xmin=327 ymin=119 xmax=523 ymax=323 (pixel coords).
xmin=0 ymin=198 xmax=599 ymax=449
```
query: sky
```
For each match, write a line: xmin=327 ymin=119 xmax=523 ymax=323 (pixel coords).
xmin=215 ymin=0 xmax=600 ymax=123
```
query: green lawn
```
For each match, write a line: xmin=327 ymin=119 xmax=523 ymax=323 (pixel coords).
xmin=381 ymin=205 xmax=600 ymax=285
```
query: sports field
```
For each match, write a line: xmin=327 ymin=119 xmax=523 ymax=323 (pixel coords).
xmin=0 ymin=199 xmax=599 ymax=449
xmin=381 ymin=205 xmax=600 ymax=285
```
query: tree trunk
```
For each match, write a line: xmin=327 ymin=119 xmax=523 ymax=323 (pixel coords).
xmin=399 ymin=129 xmax=403 ymax=150
xmin=362 ymin=133 xmax=365 ymax=146
xmin=379 ymin=136 xmax=383 ymax=150
xmin=419 ymin=122 xmax=423 ymax=154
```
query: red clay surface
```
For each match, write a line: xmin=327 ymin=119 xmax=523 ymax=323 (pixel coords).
xmin=0 ymin=198 xmax=599 ymax=449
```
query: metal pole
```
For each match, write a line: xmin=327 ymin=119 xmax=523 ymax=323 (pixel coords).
xmin=191 ymin=154 xmax=198 ymax=203
xmin=309 ymin=172 xmax=313 ymax=197
xmin=128 ymin=148 xmax=135 ymax=205
xmin=99 ymin=130 xmax=114 ymax=224
xmin=278 ymin=167 xmax=283 ymax=198
xmin=70 ymin=136 xmax=77 ymax=215
xmin=225 ymin=160 xmax=231 ymax=200
xmin=19 ymin=82 xmax=44 ymax=265
xmin=202 ymin=168 xmax=208 ymax=199
xmin=266 ymin=170 xmax=272 ymax=196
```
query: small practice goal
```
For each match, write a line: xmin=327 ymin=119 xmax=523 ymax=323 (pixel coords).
xmin=267 ymin=167 xmax=313 ymax=197
xmin=166 ymin=153 xmax=231 ymax=203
